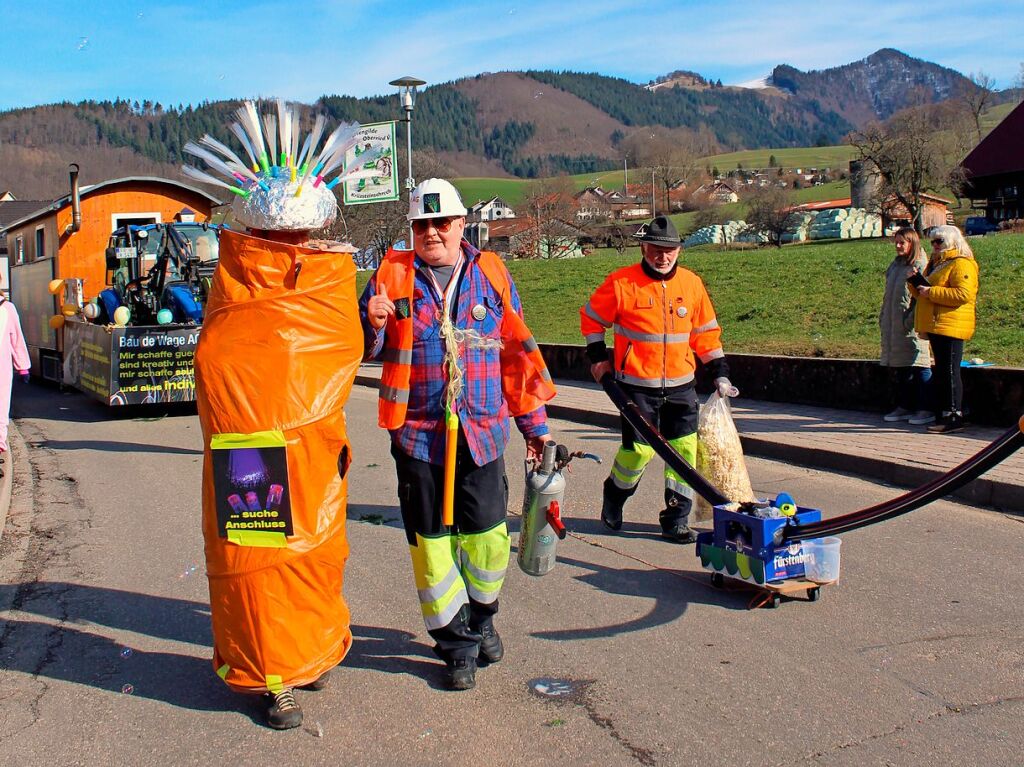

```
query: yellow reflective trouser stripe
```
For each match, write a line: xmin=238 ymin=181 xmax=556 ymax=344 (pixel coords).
xmin=664 ymin=433 xmax=697 ymax=495
xmin=459 ymin=523 xmax=510 ymax=605
xmin=610 ymin=442 xmax=656 ymax=490
xmin=266 ymin=675 xmax=284 ymax=693
xmin=216 ymin=664 xmax=230 ymax=680
xmin=409 ymin=533 xmax=468 ymax=631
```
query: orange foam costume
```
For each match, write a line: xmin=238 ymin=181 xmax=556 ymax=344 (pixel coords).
xmin=195 ymin=229 xmax=363 ymax=693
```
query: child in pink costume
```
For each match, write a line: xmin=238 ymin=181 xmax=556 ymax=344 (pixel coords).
xmin=0 ymin=296 xmax=31 ymax=453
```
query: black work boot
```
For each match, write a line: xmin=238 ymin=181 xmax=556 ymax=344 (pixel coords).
xmin=299 ymin=669 xmax=331 ymax=691
xmin=479 ymin=624 xmax=504 ymax=665
xmin=601 ymin=477 xmax=631 ymax=532
xmin=264 ymin=688 xmax=303 ymax=730
xmin=444 ymin=657 xmax=477 ymax=691
xmin=660 ymin=490 xmax=697 ymax=545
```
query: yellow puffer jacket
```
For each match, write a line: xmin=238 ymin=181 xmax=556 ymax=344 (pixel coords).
xmin=914 ymin=249 xmax=979 ymax=341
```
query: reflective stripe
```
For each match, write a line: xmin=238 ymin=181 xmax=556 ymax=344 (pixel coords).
xmin=612 ymin=460 xmax=644 ymax=479
xmin=699 ymin=348 xmax=725 ymax=363
xmin=522 ymin=336 xmax=539 ymax=353
xmin=584 ymin=332 xmax=605 ymax=344
xmin=379 ymin=383 xmax=410 ymax=403
xmin=417 ymin=564 xmax=462 ymax=604
xmin=460 ymin=552 xmax=506 ymax=584
xmin=610 ymin=442 xmax=655 ymax=488
xmin=664 ymin=477 xmax=696 ymax=499
xmin=541 ymin=368 xmax=552 ymax=382
xmin=616 ymin=371 xmax=695 ymax=388
xmin=691 ymin=319 xmax=719 ymax=334
xmin=381 ymin=347 xmax=413 ymax=365
xmin=424 ymin=591 xmax=469 ymax=630
xmin=614 ymin=324 xmax=689 ymax=344
xmin=266 ymin=675 xmax=284 ymax=694
xmin=584 ymin=302 xmax=612 ymax=328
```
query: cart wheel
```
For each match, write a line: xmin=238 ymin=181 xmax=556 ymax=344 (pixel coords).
xmin=807 ymin=587 xmax=821 ymax=602
xmin=768 ymin=593 xmax=782 ymax=609
xmin=710 ymin=573 xmax=725 ymax=588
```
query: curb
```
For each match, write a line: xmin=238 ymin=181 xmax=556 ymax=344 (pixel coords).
xmin=355 ymin=375 xmax=1022 ymax=513
xmin=0 ymin=420 xmax=20 ymax=546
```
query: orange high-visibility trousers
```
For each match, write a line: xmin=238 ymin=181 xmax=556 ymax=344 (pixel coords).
xmin=195 ymin=230 xmax=363 ymax=693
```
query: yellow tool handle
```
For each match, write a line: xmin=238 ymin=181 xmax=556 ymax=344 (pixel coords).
xmin=442 ymin=409 xmax=459 ymax=527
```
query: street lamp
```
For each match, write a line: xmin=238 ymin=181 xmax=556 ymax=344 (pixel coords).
xmin=389 ymin=76 xmax=426 ymax=248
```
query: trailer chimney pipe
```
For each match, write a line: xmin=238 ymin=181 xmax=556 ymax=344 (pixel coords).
xmin=68 ymin=163 xmax=82 ymax=234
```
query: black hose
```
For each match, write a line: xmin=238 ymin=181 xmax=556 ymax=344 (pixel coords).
xmin=600 ymin=374 xmax=730 ymax=506
xmin=784 ymin=419 xmax=1024 ymax=541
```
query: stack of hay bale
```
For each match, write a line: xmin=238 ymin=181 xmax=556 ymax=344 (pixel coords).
xmin=806 ymin=207 xmax=883 ymax=241
xmin=683 ymin=220 xmax=749 ymax=248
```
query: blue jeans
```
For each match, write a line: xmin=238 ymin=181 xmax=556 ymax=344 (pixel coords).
xmin=895 ymin=366 xmax=932 ymax=412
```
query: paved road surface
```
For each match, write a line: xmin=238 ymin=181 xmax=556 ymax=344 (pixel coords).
xmin=1 ymin=383 xmax=1022 ymax=766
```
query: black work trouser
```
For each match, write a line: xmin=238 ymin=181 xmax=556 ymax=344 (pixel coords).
xmin=928 ymin=334 xmax=965 ymax=416
xmin=391 ymin=440 xmax=509 ymax=662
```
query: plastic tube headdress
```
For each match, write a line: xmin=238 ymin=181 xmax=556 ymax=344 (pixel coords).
xmin=181 ymin=99 xmax=385 ymax=232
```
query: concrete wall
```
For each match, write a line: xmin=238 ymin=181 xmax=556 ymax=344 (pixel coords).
xmin=539 ymin=343 xmax=1024 ymax=428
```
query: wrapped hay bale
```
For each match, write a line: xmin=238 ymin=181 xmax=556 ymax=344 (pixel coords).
xmin=695 ymin=392 xmax=756 ymax=521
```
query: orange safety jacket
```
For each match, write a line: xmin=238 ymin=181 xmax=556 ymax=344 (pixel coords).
xmin=581 ymin=263 xmax=724 ymax=388
xmin=373 ymin=247 xmax=555 ymax=429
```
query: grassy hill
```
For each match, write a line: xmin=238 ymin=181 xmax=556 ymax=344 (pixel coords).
xmin=503 ymin=234 xmax=1023 ymax=366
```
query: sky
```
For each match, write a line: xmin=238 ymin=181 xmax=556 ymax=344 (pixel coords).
xmin=2 ymin=0 xmax=1022 ymax=111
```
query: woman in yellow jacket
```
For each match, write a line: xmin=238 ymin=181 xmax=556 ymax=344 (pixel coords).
xmin=912 ymin=225 xmax=979 ymax=434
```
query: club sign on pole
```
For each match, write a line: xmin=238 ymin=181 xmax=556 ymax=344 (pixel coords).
xmin=342 ymin=121 xmax=399 ymax=206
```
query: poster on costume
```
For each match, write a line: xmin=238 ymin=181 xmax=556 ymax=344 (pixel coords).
xmin=342 ymin=121 xmax=399 ymax=206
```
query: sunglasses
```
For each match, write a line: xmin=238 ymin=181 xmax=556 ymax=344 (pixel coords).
xmin=412 ymin=216 xmax=457 ymax=233
xmin=930 ymin=239 xmax=944 ymax=247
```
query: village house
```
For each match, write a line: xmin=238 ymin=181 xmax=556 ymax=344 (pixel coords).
xmin=465 ymin=217 xmax=587 ymax=259
xmin=960 ymin=99 xmax=1024 ymax=224
xmin=467 ymin=196 xmax=516 ymax=222
xmin=693 ymin=180 xmax=739 ymax=204
xmin=573 ymin=186 xmax=649 ymax=220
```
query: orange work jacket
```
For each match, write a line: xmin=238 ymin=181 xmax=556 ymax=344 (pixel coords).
xmin=581 ymin=263 xmax=724 ymax=388
xmin=372 ymin=247 xmax=555 ymax=429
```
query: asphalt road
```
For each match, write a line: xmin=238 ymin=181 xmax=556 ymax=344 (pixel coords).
xmin=1 ymin=382 xmax=1022 ymax=767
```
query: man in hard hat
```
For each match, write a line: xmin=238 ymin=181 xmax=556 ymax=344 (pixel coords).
xmin=580 ymin=215 xmax=738 ymax=544
xmin=359 ymin=178 xmax=555 ymax=691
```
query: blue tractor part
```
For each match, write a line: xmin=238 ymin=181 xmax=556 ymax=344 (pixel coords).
xmin=163 ymin=282 xmax=204 ymax=324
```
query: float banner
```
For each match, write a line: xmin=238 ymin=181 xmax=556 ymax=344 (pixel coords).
xmin=342 ymin=121 xmax=399 ymax=206
xmin=210 ymin=431 xmax=294 ymax=547
xmin=62 ymin=321 xmax=200 ymax=405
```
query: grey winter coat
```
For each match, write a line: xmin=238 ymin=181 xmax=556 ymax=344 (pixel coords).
xmin=879 ymin=254 xmax=931 ymax=368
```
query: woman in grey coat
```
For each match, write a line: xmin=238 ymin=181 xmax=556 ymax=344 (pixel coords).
xmin=879 ymin=227 xmax=933 ymax=424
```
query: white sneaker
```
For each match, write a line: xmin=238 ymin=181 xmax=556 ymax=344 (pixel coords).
xmin=908 ymin=411 xmax=936 ymax=425
xmin=883 ymin=407 xmax=913 ymax=422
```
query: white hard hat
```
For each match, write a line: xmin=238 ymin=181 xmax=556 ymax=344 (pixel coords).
xmin=408 ymin=178 xmax=467 ymax=221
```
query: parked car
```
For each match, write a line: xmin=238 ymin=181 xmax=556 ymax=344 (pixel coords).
xmin=964 ymin=216 xmax=1000 ymax=236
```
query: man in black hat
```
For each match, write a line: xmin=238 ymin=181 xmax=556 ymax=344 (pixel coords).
xmin=579 ymin=216 xmax=737 ymax=543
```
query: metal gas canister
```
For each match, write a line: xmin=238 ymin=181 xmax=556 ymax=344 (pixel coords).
xmin=518 ymin=442 xmax=568 ymax=576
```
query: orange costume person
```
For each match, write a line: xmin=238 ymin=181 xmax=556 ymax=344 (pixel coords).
xmin=190 ymin=100 xmax=366 ymax=730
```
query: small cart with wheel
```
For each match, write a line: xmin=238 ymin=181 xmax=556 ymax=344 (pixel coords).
xmin=696 ymin=498 xmax=836 ymax=608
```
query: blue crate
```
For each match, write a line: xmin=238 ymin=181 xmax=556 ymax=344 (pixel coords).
xmin=707 ymin=499 xmax=822 ymax=582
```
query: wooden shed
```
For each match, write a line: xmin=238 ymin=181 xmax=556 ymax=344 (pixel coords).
xmin=2 ymin=175 xmax=220 ymax=301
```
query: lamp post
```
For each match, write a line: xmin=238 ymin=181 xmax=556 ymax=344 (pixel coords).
xmin=389 ymin=75 xmax=426 ymax=249
xmin=651 ymin=168 xmax=657 ymax=217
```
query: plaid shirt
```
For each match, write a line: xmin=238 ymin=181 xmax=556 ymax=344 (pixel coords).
xmin=360 ymin=241 xmax=548 ymax=466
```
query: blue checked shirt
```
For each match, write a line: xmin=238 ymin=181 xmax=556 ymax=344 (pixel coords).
xmin=360 ymin=241 xmax=548 ymax=466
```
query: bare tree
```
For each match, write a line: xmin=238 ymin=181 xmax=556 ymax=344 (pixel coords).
xmin=620 ymin=126 xmax=716 ymax=215
xmin=515 ymin=176 xmax=578 ymax=259
xmin=848 ymin=102 xmax=974 ymax=233
xmin=742 ymin=187 xmax=803 ymax=248
xmin=958 ymin=72 xmax=997 ymax=141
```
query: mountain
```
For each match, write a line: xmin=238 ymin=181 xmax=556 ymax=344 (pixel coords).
xmin=769 ymin=48 xmax=974 ymax=125
xmin=0 ymin=49 xmax=1001 ymax=200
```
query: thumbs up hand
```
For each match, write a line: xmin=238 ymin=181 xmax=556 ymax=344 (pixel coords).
xmin=367 ymin=282 xmax=396 ymax=330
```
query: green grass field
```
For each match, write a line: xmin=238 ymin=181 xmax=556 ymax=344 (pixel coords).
xmin=504 ymin=234 xmax=1024 ymax=366
xmin=355 ymin=234 xmax=1022 ymax=366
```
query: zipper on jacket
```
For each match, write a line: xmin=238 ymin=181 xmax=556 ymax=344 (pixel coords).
xmin=661 ymin=281 xmax=668 ymax=388
xmin=620 ymin=342 xmax=632 ymax=374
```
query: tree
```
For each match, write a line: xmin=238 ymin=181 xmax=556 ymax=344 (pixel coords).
xmin=516 ymin=175 xmax=579 ymax=259
xmin=848 ymin=101 xmax=974 ymax=233
xmin=742 ymin=187 xmax=803 ymax=248
xmin=619 ymin=126 xmax=715 ymax=215
xmin=768 ymin=154 xmax=777 ymax=168
xmin=958 ymin=72 xmax=996 ymax=141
